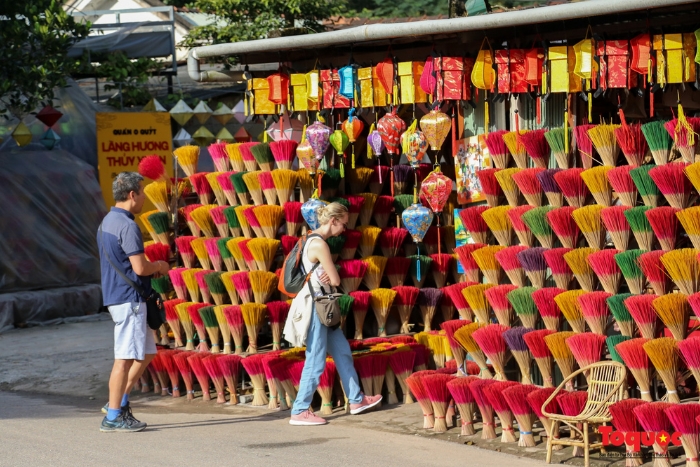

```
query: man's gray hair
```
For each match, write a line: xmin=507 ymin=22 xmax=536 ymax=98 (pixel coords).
xmin=112 ymin=172 xmax=144 ymax=202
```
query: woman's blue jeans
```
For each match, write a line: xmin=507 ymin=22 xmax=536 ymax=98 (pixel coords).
xmin=291 ymin=309 xmax=363 ymax=414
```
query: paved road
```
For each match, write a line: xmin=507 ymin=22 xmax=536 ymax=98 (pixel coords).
xmin=0 ymin=391 xmax=547 ymax=467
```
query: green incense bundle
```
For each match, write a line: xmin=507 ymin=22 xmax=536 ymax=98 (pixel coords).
xmin=338 ymin=294 xmax=355 ymax=330
xmin=151 ymin=275 xmax=172 ymax=297
xmin=521 ymin=206 xmax=555 ymax=248
xmin=223 ymin=206 xmax=241 ymax=235
xmin=328 ymin=197 xmax=350 ymax=209
xmin=629 ymin=165 xmax=659 ymax=207
xmin=641 ymin=121 xmax=673 ymax=166
xmin=606 ymin=293 xmax=635 ymax=337
xmin=327 ymin=235 xmax=346 ymax=260
xmin=321 ymin=168 xmax=342 ymax=197
xmin=204 ymin=272 xmax=227 ymax=306
xmin=623 ymin=206 xmax=654 ymax=251
xmin=408 ymin=255 xmax=433 ymax=288
xmin=216 ymin=237 xmax=235 ymax=272
xmin=249 ymin=143 xmax=275 ymax=171
xmin=507 ymin=286 xmax=539 ymax=329
xmin=544 ymin=127 xmax=573 ymax=169
xmin=606 ymin=335 xmax=632 ymax=363
xmin=230 ymin=172 xmax=249 ymax=194
xmin=147 ymin=212 xmax=171 ymax=244
xmin=614 ymin=250 xmax=645 ymax=294
xmin=198 ymin=305 xmax=221 ymax=352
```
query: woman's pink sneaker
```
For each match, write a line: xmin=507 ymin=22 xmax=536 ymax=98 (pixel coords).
xmin=289 ymin=410 xmax=328 ymax=426
xmin=349 ymin=395 xmax=383 ymax=415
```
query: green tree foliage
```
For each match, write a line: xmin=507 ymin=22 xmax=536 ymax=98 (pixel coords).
xmin=0 ymin=1 xmax=90 ymax=119
xmin=343 ymin=0 xmax=447 ymax=18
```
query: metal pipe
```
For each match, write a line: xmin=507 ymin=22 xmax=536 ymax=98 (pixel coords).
xmin=187 ymin=0 xmax=698 ymax=81
xmin=187 ymin=53 xmax=241 ymax=82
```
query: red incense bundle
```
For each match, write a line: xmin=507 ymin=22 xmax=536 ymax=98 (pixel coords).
xmin=518 ymin=129 xmax=550 ymax=168
xmin=281 ymin=235 xmax=299 ymax=257
xmin=601 ymin=206 xmax=632 ymax=251
xmin=553 ymin=168 xmax=589 ymax=208
xmin=542 ymin=248 xmax=574 ymax=290
xmin=523 ymin=329 xmax=555 ymax=387
xmin=484 ymin=284 xmax=518 ymax=327
xmin=512 ymin=168 xmax=545 ymax=207
xmin=187 ymin=303 xmax=210 ymax=351
xmin=507 ymin=205 xmax=535 ymax=247
xmin=379 ymin=227 xmax=408 ymax=258
xmin=190 ymin=173 xmax=213 ymax=205
xmin=430 ymin=254 xmax=452 ymax=289
xmin=471 ymin=324 xmax=510 ymax=381
xmin=393 ymin=285 xmax=419 ymax=334
xmin=349 ymin=291 xmax=370 ymax=340
xmin=344 ymin=195 xmax=365 ymax=230
xmin=182 ymin=204 xmax=203 ymax=236
xmin=484 ymin=381 xmax=520 ymax=443
xmin=637 ymin=251 xmax=669 ymax=296
xmin=607 ymin=165 xmax=638 ymax=207
xmin=633 ymin=402 xmax=674 ymax=467
xmin=532 ymin=288 xmax=565 ymax=332
xmin=666 ymin=404 xmax=700 ymax=467
xmin=269 ymin=139 xmax=297 ymax=170
xmin=609 ymin=399 xmax=647 ymax=467
xmin=238 ymin=142 xmax=259 ymax=172
xmin=340 ymin=229 xmax=361 ymax=260
xmin=494 ymin=245 xmax=528 ymax=288
xmin=231 ymin=272 xmax=252 ymax=304
xmin=164 ymin=299 xmax=185 ymax=347
xmin=266 ymin=301 xmax=289 ymax=351
xmin=503 ymin=384 xmax=539 ymax=447
xmin=145 ymin=243 xmax=170 ymax=264
xmin=389 ymin=348 xmax=416 ymax=403
xmin=338 ymin=259 xmax=368 ymax=293
xmin=587 ymin=249 xmax=622 ymax=294
xmin=407 ymin=342 xmax=430 ymax=371
xmin=158 ymin=350 xmax=181 ymax=398
xmin=454 ymin=243 xmax=486 ymax=283
xmin=615 ymin=338 xmax=653 ymax=402
xmin=556 ymin=391 xmax=588 ymax=456
xmin=405 ymin=370 xmax=437 ymax=429
xmin=574 ymin=124 xmax=596 ymax=169
xmin=459 ymin=205 xmax=490 ymax=244
xmin=446 ymin=376 xmax=478 ymax=435
xmin=469 ymin=379 xmax=498 ymax=439
xmin=216 ymin=354 xmax=241 ymax=405
xmin=527 ymin=387 xmax=561 ymax=448
xmin=174 ymin=237 xmax=196 ymax=269
xmin=223 ymin=305 xmax=245 ymax=355
xmin=546 ymin=206 xmax=580 ymax=249
xmin=283 ymin=201 xmax=303 ymax=236
xmin=442 ymin=282 xmax=475 ymax=321
xmin=624 ymin=294 xmax=658 ymax=339
xmin=240 ymin=354 xmax=269 ymax=406
xmin=566 ymin=332 xmax=607 ymax=374
xmin=440 ymin=319 xmax=470 ymax=372
xmin=476 ymin=168 xmax=503 ymax=207
xmin=423 ymin=374 xmax=456 ymax=433
xmin=648 ymin=162 xmax=692 ymax=209
xmin=485 ymin=129 xmax=511 ymax=169
xmin=373 ymin=195 xmax=394 ymax=228
xmin=577 ymin=291 xmax=612 ymax=335
xmin=173 ymin=351 xmax=196 ymax=400
xmin=645 ymin=207 xmax=680 ymax=251
xmin=202 ymin=355 xmax=227 ymax=403
xmin=187 ymin=353 xmax=212 ymax=401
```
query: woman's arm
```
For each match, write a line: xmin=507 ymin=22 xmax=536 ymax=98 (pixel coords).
xmin=308 ymin=239 xmax=341 ymax=287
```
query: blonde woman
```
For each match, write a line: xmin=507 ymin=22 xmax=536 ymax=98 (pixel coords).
xmin=284 ymin=202 xmax=382 ymax=425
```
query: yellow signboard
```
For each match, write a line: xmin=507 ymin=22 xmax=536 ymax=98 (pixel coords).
xmin=96 ymin=112 xmax=173 ymax=224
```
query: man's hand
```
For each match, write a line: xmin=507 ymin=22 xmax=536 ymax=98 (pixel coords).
xmin=158 ymin=261 xmax=170 ymax=276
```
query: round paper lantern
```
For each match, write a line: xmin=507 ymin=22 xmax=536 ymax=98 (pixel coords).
xmin=377 ymin=111 xmax=406 ymax=155
xmin=420 ymin=110 xmax=451 ymax=151
xmin=301 ymin=198 xmax=325 ymax=230
xmin=305 ymin=121 xmax=331 ymax=160
xmin=406 ymin=130 xmax=428 ymax=167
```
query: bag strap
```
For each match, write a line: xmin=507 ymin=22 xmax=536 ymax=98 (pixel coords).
xmin=99 ymin=223 xmax=148 ymax=300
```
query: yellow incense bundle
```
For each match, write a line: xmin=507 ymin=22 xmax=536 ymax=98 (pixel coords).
xmin=252 ymin=205 xmax=284 ymax=239
xmin=502 ymin=130 xmax=529 ymax=169
xmin=144 ymin=181 xmax=170 ymax=213
xmin=453 ymin=322 xmax=493 ymax=378
xmin=553 ymin=289 xmax=587 ymax=333
xmin=248 ymin=270 xmax=278 ymax=304
xmin=643 ymin=338 xmax=680 ymax=403
xmin=225 ymin=143 xmax=245 ymax=172
xmin=242 ymin=171 xmax=264 ymax=206
xmin=462 ymin=283 xmax=496 ymax=324
xmin=481 ymin=206 xmax=513 ymax=247
xmin=660 ymin=248 xmax=700 ymax=295
xmin=563 ymin=247 xmax=599 ymax=292
xmin=571 ymin=205 xmax=606 ymax=249
xmin=220 ymin=271 xmax=240 ymax=305
xmin=362 ymin=256 xmax=388 ymax=290
xmin=651 ymin=293 xmax=691 ymax=341
xmin=544 ymin=331 xmax=577 ymax=389
xmin=580 ymin=166 xmax=613 ymax=207
xmin=357 ymin=225 xmax=382 ymax=258
xmin=205 ymin=172 xmax=227 ymax=206
xmin=241 ymin=303 xmax=267 ymax=353
xmin=471 ymin=245 xmax=506 ymax=285
xmin=271 ymin=169 xmax=299 ymax=205
xmin=494 ymin=168 xmax=522 ymax=207
xmin=173 ymin=145 xmax=199 ymax=177
xmin=190 ymin=204 xmax=217 ymax=238
xmin=181 ymin=268 xmax=203 ymax=303
xmin=370 ymin=288 xmax=397 ymax=337
xmin=587 ymin=124 xmax=620 ymax=167
xmin=174 ymin=301 xmax=196 ymax=350
xmin=190 ymin=238 xmax=211 ymax=270
xmin=247 ymin=238 xmax=280 ymax=271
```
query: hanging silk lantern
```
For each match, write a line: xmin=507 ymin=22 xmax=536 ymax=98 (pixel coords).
xmin=342 ymin=108 xmax=364 ymax=170
xmin=301 ymin=198 xmax=325 ymax=229
xmin=305 ymin=120 xmax=331 ymax=160
xmin=402 ymin=203 xmax=434 ymax=281
xmin=377 ymin=111 xmax=405 ymax=155
xmin=420 ymin=110 xmax=451 ymax=151
xmin=400 ymin=119 xmax=418 ymax=154
xmin=297 ymin=140 xmax=317 ymax=174
xmin=329 ymin=129 xmax=350 ymax=177
xmin=267 ymin=72 xmax=290 ymax=105
xmin=406 ymin=130 xmax=428 ymax=168
xmin=367 ymin=130 xmax=385 ymax=156
xmin=420 ymin=168 xmax=453 ymax=259
xmin=338 ymin=65 xmax=357 ymax=100
xmin=375 ymin=57 xmax=395 ymax=95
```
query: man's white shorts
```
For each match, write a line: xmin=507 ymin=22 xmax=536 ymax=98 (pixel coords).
xmin=107 ymin=302 xmax=157 ymax=360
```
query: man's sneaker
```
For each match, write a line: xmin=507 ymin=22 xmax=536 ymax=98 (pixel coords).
xmin=349 ymin=395 xmax=382 ymax=415
xmin=289 ymin=410 xmax=328 ymax=426
xmin=101 ymin=403 xmax=108 ymax=414
xmin=100 ymin=411 xmax=147 ymax=432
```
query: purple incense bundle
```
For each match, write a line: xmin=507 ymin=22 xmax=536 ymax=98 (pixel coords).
xmin=517 ymin=247 xmax=549 ymax=288
xmin=536 ymin=168 xmax=563 ymax=207
xmin=503 ymin=326 xmax=534 ymax=384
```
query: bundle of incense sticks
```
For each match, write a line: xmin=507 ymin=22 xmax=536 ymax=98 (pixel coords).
xmin=459 ymin=205 xmax=491 ymax=244
xmin=195 ymin=270 xmax=214 ymax=304
xmin=633 ymin=402 xmax=675 ymax=467
xmin=586 ymin=249 xmax=622 ymax=294
xmin=573 ymin=124 xmax=596 ymax=168
xmin=407 ymin=255 xmax=432 ymax=289
xmin=358 ymin=192 xmax=377 ymax=227
xmin=587 ymin=124 xmax=621 ymax=167
xmin=241 ymin=303 xmax=267 ymax=353
xmin=566 ymin=332 xmax=606 ymax=380
xmin=545 ymin=128 xmax=573 ymax=169
xmin=385 ymin=257 xmax=410 ymax=288
xmin=512 ymin=168 xmax=545 ymax=207
xmin=556 ymin=390 xmax=589 ymax=456
xmin=523 ymin=329 xmax=555 ymax=388
xmin=373 ymin=195 xmax=395 ymax=228
xmin=446 ymin=376 xmax=478 ymax=435
xmin=453 ymin=323 xmax=492 ymax=379
xmin=471 ymin=324 xmax=510 ymax=381
xmin=648 ymin=162 xmax=692 ymax=209
xmin=346 ymin=167 xmax=374 ymax=194
xmin=547 ymin=206 xmax=580 ymax=249
xmin=544 ymin=331 xmax=577 ymax=390
xmin=350 ymin=291 xmax=371 ymax=340
xmin=571 ymin=205 xmax=606 ymax=250
xmin=418 ymin=288 xmax=443 ymax=332
xmin=242 ymin=171 xmax=264 ymax=205
xmin=340 ymin=229 xmax=361 ymax=260
xmin=563 ymin=247 xmax=599 ymax=292
xmin=389 ymin=347 xmax=416 ymax=403
xmin=643 ymin=338 xmax=681 ymax=403
xmin=422 ymin=374 xmax=457 ymax=433
xmin=379 ymin=227 xmax=408 ymax=258
xmin=651 ymin=293 xmax=691 ymax=341
xmin=629 ymin=164 xmax=660 ymax=208
xmin=362 ymin=256 xmax=388 ymax=290
xmin=440 ymin=320 xmax=470 ymax=372
xmin=476 ymin=168 xmax=504 ymax=207
xmin=271 ymin=169 xmax=299 ymax=206
xmin=553 ymin=289 xmax=587 ymax=333
xmin=164 ymin=299 xmax=185 ymax=347
xmin=660 ymin=248 xmax=700 ymax=295
xmin=518 ymin=247 xmax=549 ymax=289
xmin=609 ymin=399 xmax=647 ymax=467
xmin=503 ymin=326 xmax=534 ymax=384
xmin=502 ymin=130 xmax=529 ymax=168
xmin=532 ymin=288 xmax=565 ymax=332
xmin=240 ymin=354 xmax=270 ymax=406
xmin=646 ymin=207 xmax=680 ymax=251
xmin=615 ymin=338 xmax=653 ymax=402
xmin=454 ymin=243 xmax=486 ymax=283
xmin=536 ymin=168 xmax=564 ymax=207
xmin=678 ymin=336 xmax=700 ymax=393
xmin=172 ymin=351 xmax=196 ymax=400
xmin=344 ymin=195 xmax=364 ymax=230
xmin=601 ymin=206 xmax=632 ymax=251
xmin=186 ymin=353 xmax=211 ymax=401
xmin=526 ymin=387 xmax=561 ymax=449
xmin=393 ymin=164 xmax=412 ymax=194
xmin=231 ymin=271 xmax=252 ymax=304
xmin=640 ymin=121 xmax=673 ymax=166
xmin=637 ymin=250 xmax=669 ymax=296
xmin=577 ymin=291 xmax=612 ymax=335
xmin=580 ymin=166 xmax=614 ymax=207
xmin=241 ymin=207 xmax=264 ymax=239
xmin=677 ymin=206 xmax=700 ymax=250
xmin=190 ymin=239 xmax=211 ymax=270
xmin=462 ymin=283 xmax=495 ymax=324
xmin=553 ymin=168 xmax=589 ymax=208
xmin=338 ymin=259 xmax=368 ymax=293
xmin=521 ymin=206 xmax=555 ymax=248
xmin=189 ymin=173 xmax=213 ymax=205
xmin=484 ymin=381 xmax=520 ymax=442
xmin=606 ymin=293 xmax=635 ymax=337
xmin=507 ymin=205 xmax=535 ymax=247
xmin=174 ymin=237 xmax=196 ymax=269
xmin=485 ymin=130 xmax=511 ymax=169
xmin=405 ymin=370 xmax=437 ymax=429
xmin=357 ymin=225 xmax=382 ymax=259
xmin=543 ymin=248 xmax=574 ymax=290
xmin=494 ymin=245 xmax=528 ymax=287
xmin=624 ymin=295 xmax=659 ymax=340
xmin=202 ymin=355 xmax=227 ymax=403
xmin=442 ymin=282 xmax=475 ymax=321
xmin=370 ymin=288 xmax=397 ymax=337
xmin=199 ymin=306 xmax=221 ymax=353
xmin=607 ymin=165 xmax=638 ymax=207
xmin=503 ymin=384 xmax=539 ymax=447
xmin=484 ymin=284 xmax=518 ymax=327
xmin=471 ymin=245 xmax=506 ymax=285
xmin=507 ymin=286 xmax=540 ymax=329
xmin=469 ymin=379 xmax=499 ymax=439
xmin=518 ymin=129 xmax=551 ymax=168
xmin=431 ymin=254 xmax=452 ymax=289
xmin=666 ymin=403 xmax=700 ymax=467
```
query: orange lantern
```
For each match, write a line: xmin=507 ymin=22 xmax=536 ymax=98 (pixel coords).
xmin=342 ymin=109 xmax=365 ymax=169
xmin=267 ymin=72 xmax=290 ymax=105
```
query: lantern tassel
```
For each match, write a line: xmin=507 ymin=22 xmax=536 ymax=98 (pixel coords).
xmin=351 ymin=145 xmax=355 ymax=169
xmin=317 ymin=172 xmax=323 ymax=198
xmin=677 ymin=103 xmax=696 ymax=147
xmin=416 ymin=245 xmax=421 ymax=282
xmin=390 ymin=161 xmax=395 ymax=197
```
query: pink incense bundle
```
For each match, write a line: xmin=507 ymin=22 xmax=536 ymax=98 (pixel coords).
xmin=216 ymin=354 xmax=241 ymax=405
xmin=645 ymin=207 xmax=680 ymax=251
xmin=512 ymin=168 xmax=545 ymax=207
xmin=187 ymin=303 xmax=210 ymax=351
xmin=269 ymin=140 xmax=297 ymax=170
xmin=454 ymin=243 xmax=486 ymax=283
xmin=637 ymin=250 xmax=669 ymax=296
xmin=608 ymin=399 xmax=647 ymax=467
xmin=190 ymin=173 xmax=214 ymax=205
xmin=566 ymin=332 xmax=607 ymax=372
xmin=187 ymin=353 xmax=212 ymax=401
xmin=240 ymin=354 xmax=270 ymax=406
xmin=587 ymin=249 xmax=622 ymax=294
xmin=532 ymin=288 xmax=565 ymax=332
xmin=469 ymin=379 xmax=498 ymax=439
xmin=241 ymin=208 xmax=263 ymax=239
xmin=385 ymin=257 xmax=410 ymax=287
xmin=485 ymin=129 xmax=511 ymax=169
xmin=202 ymin=355 xmax=227 ymax=403
xmin=446 ymin=376 xmax=478 ymax=435
xmin=601 ymin=206 xmax=632 ymax=251
xmin=442 ymin=282 xmax=475 ymax=321
xmin=283 ymin=201 xmax=303 ymax=236
xmin=405 ymin=370 xmax=437 ymax=429
xmin=195 ymin=269 xmax=214 ymax=304
xmin=555 ymin=391 xmax=588 ymax=456
xmin=664 ymin=117 xmax=700 ymax=163
xmin=542 ymin=248 xmax=574 ymax=290
xmin=471 ymin=323 xmax=510 ymax=381
xmin=237 ymin=239 xmax=256 ymax=271
xmin=231 ymin=272 xmax=252 ymax=304
xmin=174 ymin=237 xmax=196 ymax=269
xmin=172 ymin=351 xmax=196 ymax=400
xmin=349 ymin=290 xmax=370 ymax=340
xmin=553 ymin=168 xmax=589 ymax=208
xmin=340 ymin=229 xmax=361 ymax=260
xmin=507 ymin=205 xmax=535 ymax=247
xmin=257 ymin=170 xmax=278 ymax=206
xmin=518 ymin=129 xmax=550 ymax=168
xmin=379 ymin=227 xmax=408 ymax=258
xmin=344 ymin=195 xmax=365 ymax=230
xmin=476 ymin=168 xmax=503 ymax=207
xmin=615 ymin=338 xmax=653 ymax=402
xmin=523 ymin=329 xmax=555 ymax=387
xmin=182 ymin=204 xmax=203 ymax=236
xmin=577 ymin=291 xmax=612 ymax=335
xmin=209 ymin=207 xmax=229 ymax=238
xmin=607 ymin=165 xmax=638 ymax=207
xmin=484 ymin=284 xmax=518 ymax=327
xmin=266 ymin=301 xmax=289 ymax=351
xmin=440 ymin=319 xmax=470 ymax=371
xmin=503 ymin=384 xmax=539 ymax=447
xmin=633 ymin=402 xmax=674 ymax=467
xmin=430 ymin=254 xmax=452 ymax=289
xmin=204 ymin=239 xmax=223 ymax=273
xmin=666 ymin=404 xmax=700 ymax=467
xmin=537 ymin=169 xmax=564 ymax=207
xmin=546 ymin=206 xmax=580 ymax=249
xmin=648 ymin=162 xmax=692 ymax=209
xmin=208 ymin=142 xmax=230 ymax=172
xmin=623 ymin=295 xmax=659 ymax=340
xmin=527 ymin=387 xmax=561 ymax=448
xmin=338 ymin=259 xmax=368 ymax=293
xmin=459 ymin=205 xmax=490 ymax=244
xmin=574 ymin=124 xmax=596 ymax=169
xmin=281 ymin=235 xmax=299 ymax=257
xmin=217 ymin=172 xmax=238 ymax=205
xmin=484 ymin=381 xmax=520 ymax=443
xmin=238 ymin=142 xmax=259 ymax=171
xmin=373 ymin=195 xmax=394 ymax=228
xmin=422 ymin=374 xmax=456 ymax=433
xmin=494 ymin=245 xmax=528 ymax=288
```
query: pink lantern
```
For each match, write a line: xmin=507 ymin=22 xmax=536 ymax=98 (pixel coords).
xmin=305 ymin=120 xmax=331 ymax=160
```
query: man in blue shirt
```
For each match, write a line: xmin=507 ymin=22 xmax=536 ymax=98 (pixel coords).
xmin=97 ymin=172 xmax=170 ymax=432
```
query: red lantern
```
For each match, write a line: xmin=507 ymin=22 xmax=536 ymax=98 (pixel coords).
xmin=420 ymin=168 xmax=453 ymax=258
xmin=375 ymin=58 xmax=395 ymax=95
xmin=267 ymin=72 xmax=290 ymax=105
xmin=377 ymin=111 xmax=406 ymax=155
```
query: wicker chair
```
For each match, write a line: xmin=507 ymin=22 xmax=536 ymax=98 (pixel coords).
xmin=541 ymin=361 xmax=627 ymax=467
